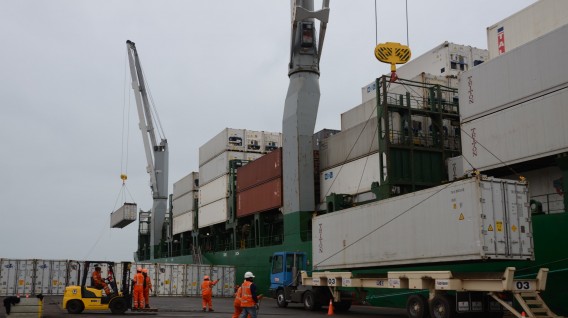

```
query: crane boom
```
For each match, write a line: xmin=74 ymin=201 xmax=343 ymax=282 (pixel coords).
xmin=126 ymin=40 xmax=169 ymax=260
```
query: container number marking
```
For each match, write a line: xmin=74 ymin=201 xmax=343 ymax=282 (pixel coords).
xmin=328 ymin=278 xmax=337 ymax=286
xmin=515 ymin=281 xmax=531 ymax=290
xmin=343 ymin=278 xmax=352 ymax=287
xmin=313 ymin=278 xmax=320 ymax=286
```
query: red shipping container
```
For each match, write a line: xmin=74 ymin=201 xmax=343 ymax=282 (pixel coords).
xmin=237 ymin=148 xmax=282 ymax=192
xmin=236 ymin=178 xmax=282 ymax=217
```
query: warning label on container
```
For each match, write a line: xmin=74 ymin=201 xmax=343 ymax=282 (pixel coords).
xmin=459 ymin=213 xmax=464 ymax=221
xmin=488 ymin=225 xmax=494 ymax=232
xmin=511 ymin=225 xmax=517 ymax=232
xmin=496 ymin=221 xmax=503 ymax=232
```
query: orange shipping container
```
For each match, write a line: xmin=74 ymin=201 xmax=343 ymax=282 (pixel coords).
xmin=236 ymin=178 xmax=282 ymax=217
xmin=236 ymin=148 xmax=282 ymax=192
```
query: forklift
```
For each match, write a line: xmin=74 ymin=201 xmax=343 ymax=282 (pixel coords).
xmin=62 ymin=261 xmax=133 ymax=314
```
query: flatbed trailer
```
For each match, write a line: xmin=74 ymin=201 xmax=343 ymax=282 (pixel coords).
xmin=298 ymin=267 xmax=562 ymax=318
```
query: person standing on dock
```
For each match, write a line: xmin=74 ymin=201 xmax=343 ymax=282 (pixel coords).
xmin=142 ymin=268 xmax=152 ymax=308
xmin=201 ymin=275 xmax=219 ymax=311
xmin=239 ymin=272 xmax=259 ymax=318
xmin=132 ymin=267 xmax=145 ymax=310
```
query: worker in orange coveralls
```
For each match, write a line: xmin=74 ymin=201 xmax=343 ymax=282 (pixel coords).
xmin=142 ymin=268 xmax=153 ymax=308
xmin=201 ymin=275 xmax=219 ymax=312
xmin=132 ymin=267 xmax=145 ymax=310
xmin=92 ymin=266 xmax=112 ymax=296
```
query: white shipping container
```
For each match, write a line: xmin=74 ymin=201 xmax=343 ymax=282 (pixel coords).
xmin=245 ymin=130 xmax=264 ymax=153
xmin=460 ymin=24 xmax=568 ymax=122
xmin=198 ymin=198 xmax=228 ymax=228
xmin=320 ymin=120 xmax=378 ymax=170
xmin=110 ymin=202 xmax=137 ymax=228
xmin=313 ymin=176 xmax=533 ymax=270
xmin=173 ymin=211 xmax=194 ymax=235
xmin=50 ymin=260 xmax=68 ymax=295
xmin=504 ymin=167 xmax=565 ymax=214
xmin=172 ymin=191 xmax=197 ymax=216
xmin=199 ymin=151 xmax=244 ymax=186
xmin=185 ymin=264 xmax=203 ymax=296
xmin=487 ymin=0 xmax=568 ymax=59
xmin=447 ymin=156 xmax=465 ymax=181
xmin=320 ymin=152 xmax=380 ymax=204
xmin=173 ymin=172 xmax=199 ymax=200
xmin=15 ymin=259 xmax=34 ymax=295
xmin=67 ymin=261 xmax=82 ymax=287
xmin=361 ymin=42 xmax=487 ymax=103
xmin=217 ymin=266 xmax=236 ymax=297
xmin=199 ymin=174 xmax=229 ymax=207
xmin=461 ymin=87 xmax=568 ymax=171
xmin=0 ymin=259 xmax=18 ymax=296
xmin=263 ymin=132 xmax=282 ymax=152
xmin=34 ymin=260 xmax=51 ymax=295
xmin=199 ymin=128 xmax=245 ymax=166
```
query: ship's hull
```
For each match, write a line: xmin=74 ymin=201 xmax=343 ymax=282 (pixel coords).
xmin=154 ymin=212 xmax=567 ymax=315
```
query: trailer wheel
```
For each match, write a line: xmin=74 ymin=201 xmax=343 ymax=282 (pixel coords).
xmin=66 ymin=299 xmax=84 ymax=314
xmin=276 ymin=289 xmax=288 ymax=308
xmin=109 ymin=297 xmax=128 ymax=314
xmin=333 ymin=300 xmax=352 ymax=312
xmin=303 ymin=291 xmax=320 ymax=311
xmin=429 ymin=294 xmax=455 ymax=318
xmin=407 ymin=294 xmax=428 ymax=318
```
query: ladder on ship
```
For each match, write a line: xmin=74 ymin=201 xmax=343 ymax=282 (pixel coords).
xmin=192 ymin=245 xmax=203 ymax=265
xmin=489 ymin=291 xmax=563 ymax=318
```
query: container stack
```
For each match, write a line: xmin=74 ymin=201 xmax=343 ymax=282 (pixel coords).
xmin=172 ymin=172 xmax=199 ymax=235
xmin=236 ymin=148 xmax=283 ymax=217
xmin=198 ymin=128 xmax=282 ymax=228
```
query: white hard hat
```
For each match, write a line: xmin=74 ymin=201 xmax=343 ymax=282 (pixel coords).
xmin=244 ymin=271 xmax=255 ymax=278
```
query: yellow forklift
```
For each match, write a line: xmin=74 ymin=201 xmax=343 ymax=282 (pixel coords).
xmin=62 ymin=261 xmax=132 ymax=314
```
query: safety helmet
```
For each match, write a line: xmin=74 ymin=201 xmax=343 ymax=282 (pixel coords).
xmin=244 ymin=271 xmax=255 ymax=278
xmin=142 ymin=268 xmax=148 ymax=273
xmin=137 ymin=267 xmax=142 ymax=272
xmin=204 ymin=275 xmax=210 ymax=280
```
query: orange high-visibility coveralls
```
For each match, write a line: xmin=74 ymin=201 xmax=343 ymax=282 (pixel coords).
xmin=92 ymin=270 xmax=111 ymax=295
xmin=201 ymin=277 xmax=219 ymax=311
xmin=143 ymin=270 xmax=152 ymax=308
xmin=133 ymin=272 xmax=145 ymax=309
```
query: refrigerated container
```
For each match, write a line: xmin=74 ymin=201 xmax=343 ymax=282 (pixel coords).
xmin=198 ymin=198 xmax=228 ymax=228
xmin=110 ymin=203 xmax=137 ymax=228
xmin=460 ymin=24 xmax=568 ymax=123
xmin=236 ymin=178 xmax=282 ymax=217
xmin=320 ymin=120 xmax=378 ymax=170
xmin=199 ymin=151 xmax=244 ymax=186
xmin=199 ymin=128 xmax=245 ymax=166
xmin=0 ymin=259 xmax=18 ymax=296
xmin=263 ymin=131 xmax=282 ymax=152
xmin=172 ymin=191 xmax=197 ymax=217
xmin=173 ymin=211 xmax=194 ymax=235
xmin=245 ymin=130 xmax=263 ymax=153
xmin=487 ymin=0 xmax=568 ymax=59
xmin=236 ymin=148 xmax=282 ymax=192
xmin=313 ymin=176 xmax=533 ymax=270
xmin=199 ymin=174 xmax=229 ymax=207
xmin=173 ymin=172 xmax=199 ymax=200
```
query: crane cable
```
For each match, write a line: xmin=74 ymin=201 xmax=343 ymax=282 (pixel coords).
xmin=374 ymin=0 xmax=410 ymax=46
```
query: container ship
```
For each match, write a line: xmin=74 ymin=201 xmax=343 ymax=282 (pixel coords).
xmin=133 ymin=1 xmax=568 ymax=315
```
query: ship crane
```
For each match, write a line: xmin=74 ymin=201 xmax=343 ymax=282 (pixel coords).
xmin=126 ymin=40 xmax=169 ymax=260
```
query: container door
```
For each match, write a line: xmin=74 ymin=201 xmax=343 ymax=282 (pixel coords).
xmin=170 ymin=264 xmax=185 ymax=296
xmin=220 ymin=266 xmax=236 ymax=297
xmin=16 ymin=260 xmax=34 ymax=295
xmin=185 ymin=264 xmax=200 ymax=296
xmin=480 ymin=180 xmax=508 ymax=257
xmin=51 ymin=260 xmax=68 ymax=295
xmin=503 ymin=181 xmax=532 ymax=257
xmin=67 ymin=261 xmax=82 ymax=287
xmin=156 ymin=264 xmax=172 ymax=296
xmin=35 ymin=260 xmax=51 ymax=295
xmin=0 ymin=259 xmax=18 ymax=296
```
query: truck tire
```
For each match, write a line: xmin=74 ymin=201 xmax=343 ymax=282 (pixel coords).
xmin=109 ymin=297 xmax=128 ymax=314
xmin=407 ymin=294 xmax=428 ymax=318
xmin=276 ymin=289 xmax=288 ymax=308
xmin=303 ymin=291 xmax=320 ymax=311
xmin=429 ymin=294 xmax=455 ymax=318
xmin=66 ymin=299 xmax=84 ymax=314
xmin=333 ymin=300 xmax=352 ymax=312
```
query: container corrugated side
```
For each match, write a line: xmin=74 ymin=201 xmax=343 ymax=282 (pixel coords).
xmin=198 ymin=198 xmax=228 ymax=228
xmin=236 ymin=148 xmax=282 ymax=192
xmin=0 ymin=259 xmax=18 ymax=296
xmin=15 ymin=259 xmax=34 ymax=295
xmin=461 ymin=87 xmax=568 ymax=171
xmin=173 ymin=172 xmax=199 ymax=200
xmin=320 ymin=119 xmax=378 ymax=170
xmin=237 ymin=178 xmax=282 ymax=217
xmin=172 ymin=191 xmax=197 ymax=216
xmin=110 ymin=202 xmax=137 ymax=228
xmin=313 ymin=176 xmax=533 ymax=270
xmin=173 ymin=211 xmax=193 ymax=235
xmin=487 ymin=0 xmax=568 ymax=59
xmin=461 ymin=24 xmax=568 ymax=122
xmin=199 ymin=151 xmax=244 ymax=186
xmin=199 ymin=174 xmax=229 ymax=207
xmin=199 ymin=128 xmax=245 ymax=166
xmin=319 ymin=152 xmax=380 ymax=204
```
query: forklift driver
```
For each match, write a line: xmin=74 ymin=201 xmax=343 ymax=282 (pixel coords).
xmin=92 ymin=265 xmax=112 ymax=296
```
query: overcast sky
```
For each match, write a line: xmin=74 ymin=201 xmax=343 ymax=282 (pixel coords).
xmin=0 ymin=0 xmax=537 ymax=262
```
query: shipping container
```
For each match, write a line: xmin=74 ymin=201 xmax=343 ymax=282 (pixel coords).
xmin=236 ymin=148 xmax=282 ymax=192
xmin=50 ymin=260 xmax=68 ymax=295
xmin=320 ymin=119 xmax=378 ymax=170
xmin=487 ymin=0 xmax=568 ymax=59
xmin=504 ymin=166 xmax=565 ymax=214
xmin=263 ymin=131 xmax=282 ymax=152
xmin=155 ymin=264 xmax=185 ymax=296
xmin=217 ymin=266 xmax=236 ymax=297
xmin=447 ymin=156 xmax=465 ymax=181
xmin=15 ymin=259 xmax=34 ymax=295
xmin=67 ymin=261 xmax=82 ymax=286
xmin=173 ymin=171 xmax=199 ymax=200
xmin=460 ymin=24 xmax=568 ymax=123
xmin=110 ymin=202 xmax=137 ymax=228
xmin=360 ymin=42 xmax=487 ymax=104
xmin=34 ymin=260 xmax=51 ymax=295
xmin=0 ymin=259 xmax=18 ymax=296
xmin=173 ymin=211 xmax=193 ymax=235
xmin=237 ymin=178 xmax=282 ymax=217
xmin=198 ymin=198 xmax=228 ymax=228
xmin=199 ymin=151 xmax=244 ymax=186
xmin=199 ymin=174 xmax=229 ymax=207
xmin=319 ymin=152 xmax=380 ymax=204
xmin=313 ymin=129 xmax=339 ymax=151
xmin=313 ymin=176 xmax=533 ymax=270
xmin=172 ymin=191 xmax=197 ymax=217
xmin=461 ymin=87 xmax=568 ymax=171
xmin=185 ymin=264 xmax=205 ymax=296
xmin=199 ymin=128 xmax=245 ymax=166
xmin=245 ymin=130 xmax=264 ymax=153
